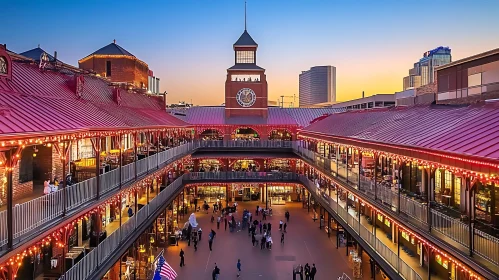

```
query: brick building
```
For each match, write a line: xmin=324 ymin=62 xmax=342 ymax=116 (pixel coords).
xmin=78 ymin=40 xmax=149 ymax=89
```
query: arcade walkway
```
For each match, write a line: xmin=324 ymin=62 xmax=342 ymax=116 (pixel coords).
xmin=163 ymin=201 xmax=377 ymax=280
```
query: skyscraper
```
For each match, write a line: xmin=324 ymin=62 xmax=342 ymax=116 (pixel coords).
xmin=403 ymin=47 xmax=451 ymax=90
xmin=299 ymin=66 xmax=336 ymax=107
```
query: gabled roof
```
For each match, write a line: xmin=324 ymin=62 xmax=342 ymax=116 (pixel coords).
xmin=87 ymin=42 xmax=135 ymax=57
xmin=19 ymin=47 xmax=57 ymax=62
xmin=234 ymin=30 xmax=258 ymax=47
xmin=301 ymin=103 xmax=499 ymax=161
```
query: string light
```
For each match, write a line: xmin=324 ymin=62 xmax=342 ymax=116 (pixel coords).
xmin=305 ymin=163 xmax=483 ymax=279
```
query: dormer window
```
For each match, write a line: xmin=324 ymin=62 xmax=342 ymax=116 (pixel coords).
xmin=0 ymin=57 xmax=7 ymax=74
xmin=236 ymin=51 xmax=255 ymax=64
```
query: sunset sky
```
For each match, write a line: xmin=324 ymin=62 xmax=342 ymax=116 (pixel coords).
xmin=3 ymin=0 xmax=499 ymax=106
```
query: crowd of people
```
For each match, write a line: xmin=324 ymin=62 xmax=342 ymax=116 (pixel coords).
xmin=175 ymin=201 xmax=319 ymax=279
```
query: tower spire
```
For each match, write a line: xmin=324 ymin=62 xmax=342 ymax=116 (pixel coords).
xmin=244 ymin=0 xmax=247 ymax=31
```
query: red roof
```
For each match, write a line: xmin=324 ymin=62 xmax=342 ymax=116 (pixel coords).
xmin=0 ymin=92 xmax=84 ymax=136
xmin=301 ymin=104 xmax=499 ymax=161
xmin=170 ymin=106 xmax=343 ymax=127
xmin=0 ymin=60 xmax=188 ymax=140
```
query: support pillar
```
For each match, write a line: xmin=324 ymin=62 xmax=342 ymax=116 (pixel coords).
xmin=119 ymin=134 xmax=123 ymax=189
xmin=428 ymin=168 xmax=435 ymax=233
xmin=265 ymin=183 xmax=268 ymax=209
xmin=467 ymin=177 xmax=474 ymax=257
xmin=374 ymin=153 xmax=378 ymax=201
xmin=346 ymin=147 xmax=349 ymax=183
xmin=91 ymin=137 xmax=101 ymax=199
xmin=307 ymin=192 xmax=310 ymax=213
xmin=6 ymin=149 xmax=13 ymax=250
xmin=134 ymin=133 xmax=138 ymax=181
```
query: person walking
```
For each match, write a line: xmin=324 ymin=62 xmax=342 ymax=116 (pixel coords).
xmin=281 ymin=232 xmax=285 ymax=244
xmin=310 ymin=264 xmax=317 ymax=280
xmin=212 ymin=263 xmax=220 ymax=280
xmin=193 ymin=238 xmax=198 ymax=251
xmin=260 ymin=235 xmax=265 ymax=250
xmin=224 ymin=216 xmax=228 ymax=231
xmin=259 ymin=221 xmax=263 ymax=234
xmin=285 ymin=210 xmax=290 ymax=222
xmin=251 ymin=233 xmax=256 ymax=247
xmin=304 ymin=263 xmax=310 ymax=280
xmin=179 ymin=249 xmax=185 ymax=267
xmin=237 ymin=259 xmax=242 ymax=277
xmin=279 ymin=220 xmax=283 ymax=231
xmin=268 ymin=222 xmax=272 ymax=235
xmin=256 ymin=205 xmax=259 ymax=216
xmin=217 ymin=216 xmax=221 ymax=229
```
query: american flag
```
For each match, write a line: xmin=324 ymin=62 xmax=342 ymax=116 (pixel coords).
xmin=153 ymin=255 xmax=177 ymax=280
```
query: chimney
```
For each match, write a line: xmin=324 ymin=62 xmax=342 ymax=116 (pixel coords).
xmin=362 ymin=91 xmax=365 ymax=99
xmin=54 ymin=51 xmax=57 ymax=61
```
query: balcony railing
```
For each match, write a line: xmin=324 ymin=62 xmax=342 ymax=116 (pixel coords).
xmin=0 ymin=140 xmax=294 ymax=253
xmin=0 ymin=141 xmax=198 ymax=252
xmin=185 ymin=171 xmax=299 ymax=182
xmin=293 ymin=143 xmax=499 ymax=267
xmin=300 ymin=176 xmax=422 ymax=280
xmin=63 ymin=178 xmax=184 ymax=280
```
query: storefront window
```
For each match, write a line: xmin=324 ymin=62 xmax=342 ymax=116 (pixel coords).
xmin=454 ymin=177 xmax=461 ymax=208
xmin=269 ymin=185 xmax=299 ymax=204
xmin=435 ymin=169 xmax=442 ymax=203
xmin=377 ymin=213 xmax=384 ymax=222
xmin=198 ymin=186 xmax=226 ymax=203
xmin=338 ymin=146 xmax=347 ymax=180
xmin=475 ymin=182 xmax=492 ymax=223
xmin=232 ymin=159 xmax=259 ymax=171
xmin=435 ymin=254 xmax=449 ymax=269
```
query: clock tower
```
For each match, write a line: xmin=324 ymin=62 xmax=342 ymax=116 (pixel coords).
xmin=225 ymin=28 xmax=268 ymax=118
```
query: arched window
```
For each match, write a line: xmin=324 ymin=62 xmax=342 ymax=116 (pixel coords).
xmin=0 ymin=57 xmax=7 ymax=74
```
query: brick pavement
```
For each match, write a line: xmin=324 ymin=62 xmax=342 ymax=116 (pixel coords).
xmin=163 ymin=201 xmax=370 ymax=280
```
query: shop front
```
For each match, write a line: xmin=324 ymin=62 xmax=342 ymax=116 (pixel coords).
xmin=230 ymin=159 xmax=260 ymax=172
xmin=199 ymin=159 xmax=222 ymax=172
xmin=197 ymin=185 xmax=226 ymax=203
xmin=268 ymin=184 xmax=302 ymax=205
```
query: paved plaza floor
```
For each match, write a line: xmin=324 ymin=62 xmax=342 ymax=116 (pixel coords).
xmin=163 ymin=201 xmax=374 ymax=280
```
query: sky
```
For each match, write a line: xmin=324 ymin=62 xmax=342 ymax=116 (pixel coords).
xmin=2 ymin=0 xmax=499 ymax=106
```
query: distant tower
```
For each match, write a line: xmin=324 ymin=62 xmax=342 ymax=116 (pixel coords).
xmin=225 ymin=1 xmax=268 ymax=118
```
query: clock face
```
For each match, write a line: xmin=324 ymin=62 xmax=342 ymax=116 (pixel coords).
xmin=236 ymin=88 xmax=256 ymax=108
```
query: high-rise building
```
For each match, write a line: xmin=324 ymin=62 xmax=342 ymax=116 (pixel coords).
xmin=299 ymin=66 xmax=336 ymax=107
xmin=403 ymin=47 xmax=451 ymax=90
xmin=147 ymin=70 xmax=161 ymax=95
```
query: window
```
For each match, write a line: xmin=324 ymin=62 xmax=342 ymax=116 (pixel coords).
xmin=236 ymin=51 xmax=255 ymax=64
xmin=0 ymin=57 xmax=7 ymax=74
xmin=468 ymin=73 xmax=481 ymax=87
xmin=106 ymin=61 xmax=112 ymax=77
xmin=435 ymin=169 xmax=442 ymax=202
xmin=19 ymin=148 xmax=34 ymax=183
xmin=454 ymin=177 xmax=461 ymax=207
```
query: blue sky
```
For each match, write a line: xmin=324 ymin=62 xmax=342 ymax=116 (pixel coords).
xmin=2 ymin=0 xmax=499 ymax=105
